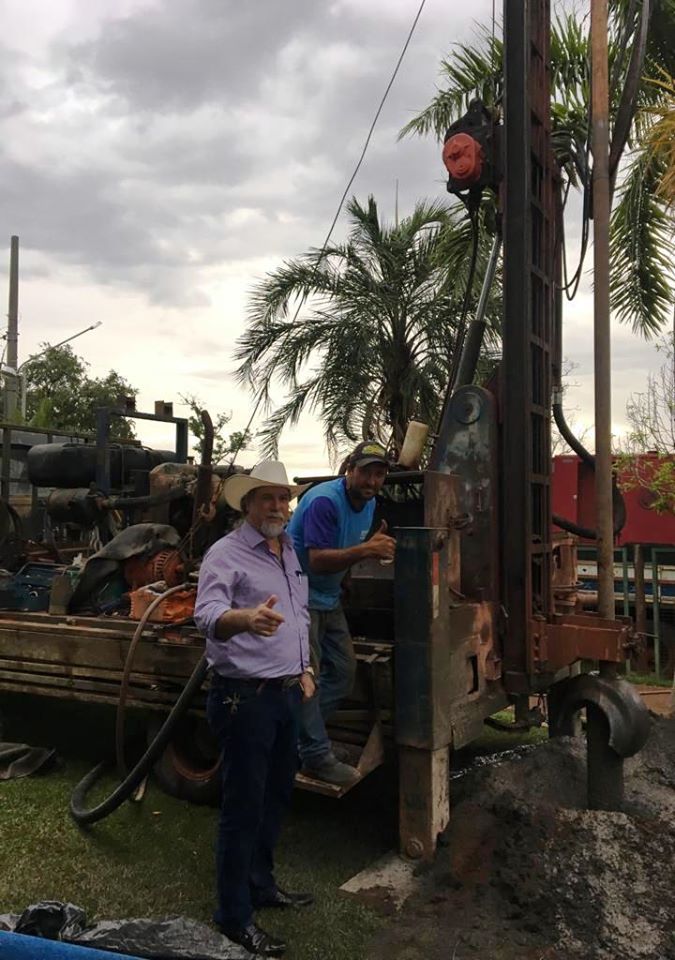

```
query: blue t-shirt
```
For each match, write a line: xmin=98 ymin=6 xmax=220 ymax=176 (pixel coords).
xmin=287 ymin=477 xmax=375 ymax=610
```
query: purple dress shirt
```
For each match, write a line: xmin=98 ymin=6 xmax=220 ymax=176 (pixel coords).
xmin=194 ymin=521 xmax=310 ymax=679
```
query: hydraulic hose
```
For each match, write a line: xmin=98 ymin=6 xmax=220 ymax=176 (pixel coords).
xmin=70 ymin=654 xmax=209 ymax=826
xmin=552 ymin=393 xmax=626 ymax=537
xmin=552 ymin=513 xmax=598 ymax=541
xmin=431 ymin=204 xmax=483 ymax=467
xmin=103 ymin=485 xmax=189 ymax=510
xmin=454 ymin=233 xmax=502 ymax=389
xmin=447 ymin=207 xmax=481 ymax=393
xmin=115 ymin=582 xmax=192 ymax=777
xmin=552 ymin=393 xmax=594 ymax=467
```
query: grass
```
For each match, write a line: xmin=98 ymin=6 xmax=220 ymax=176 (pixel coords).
xmin=626 ymin=670 xmax=672 ymax=688
xmin=0 ymin=695 xmax=388 ymax=960
xmin=0 ymin=695 xmax=572 ymax=958
xmin=0 ymin=765 xmax=386 ymax=959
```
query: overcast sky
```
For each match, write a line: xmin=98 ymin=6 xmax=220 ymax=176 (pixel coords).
xmin=1 ymin=0 xmax=669 ymax=476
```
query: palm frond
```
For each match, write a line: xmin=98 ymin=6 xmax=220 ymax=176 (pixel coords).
xmin=609 ymin=149 xmax=674 ymax=335
xmin=642 ymin=69 xmax=675 ymax=205
xmin=236 ymin=193 xmax=488 ymax=456
xmin=399 ymin=28 xmax=502 ymax=141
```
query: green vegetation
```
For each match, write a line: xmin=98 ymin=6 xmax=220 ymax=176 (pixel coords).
xmin=466 ymin=711 xmax=549 ymax=758
xmin=0 ymin=761 xmax=386 ymax=959
xmin=179 ymin=392 xmax=251 ymax=465
xmin=643 ymin=69 xmax=675 ymax=207
xmin=20 ymin=343 xmax=138 ymax=440
xmin=626 ymin=670 xmax=671 ymax=688
xmin=236 ymin=196 xmax=500 ymax=459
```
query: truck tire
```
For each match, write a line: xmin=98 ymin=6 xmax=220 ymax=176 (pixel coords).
xmin=146 ymin=713 xmax=221 ymax=805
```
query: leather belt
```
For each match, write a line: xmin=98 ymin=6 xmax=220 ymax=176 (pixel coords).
xmin=213 ymin=673 xmax=301 ymax=691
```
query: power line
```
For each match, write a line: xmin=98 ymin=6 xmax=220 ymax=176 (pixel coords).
xmin=316 ymin=0 xmax=429 ymax=259
xmin=233 ymin=0 xmax=429 ymax=460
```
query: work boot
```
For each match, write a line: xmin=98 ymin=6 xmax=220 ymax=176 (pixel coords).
xmin=331 ymin=741 xmax=356 ymax=764
xmin=301 ymin=752 xmax=360 ymax=785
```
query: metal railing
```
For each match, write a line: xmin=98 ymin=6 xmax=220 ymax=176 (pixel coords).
xmin=577 ymin=544 xmax=674 ymax=679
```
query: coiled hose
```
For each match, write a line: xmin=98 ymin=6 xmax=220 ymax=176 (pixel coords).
xmin=70 ymin=653 xmax=208 ymax=825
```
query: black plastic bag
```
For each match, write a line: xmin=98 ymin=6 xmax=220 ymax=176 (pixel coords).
xmin=0 ymin=902 xmax=252 ymax=959
xmin=0 ymin=742 xmax=58 ymax=780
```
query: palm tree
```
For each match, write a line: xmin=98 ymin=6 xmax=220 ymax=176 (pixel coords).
xmin=400 ymin=8 xmax=675 ymax=336
xmin=642 ymin=70 xmax=675 ymax=206
xmin=235 ymin=196 xmax=499 ymax=458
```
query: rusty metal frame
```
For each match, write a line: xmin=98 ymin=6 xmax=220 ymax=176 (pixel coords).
xmin=501 ymin=0 xmax=557 ymax=692
xmin=529 ymin=613 xmax=631 ymax=675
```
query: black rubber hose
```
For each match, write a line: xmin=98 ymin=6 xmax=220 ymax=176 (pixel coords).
xmin=552 ymin=513 xmax=598 ymax=541
xmin=69 ymin=655 xmax=209 ymax=825
xmin=104 ymin=485 xmax=189 ymax=510
xmin=552 ymin=399 xmax=593 ymax=466
xmin=552 ymin=485 xmax=625 ymax=539
xmin=552 ymin=398 xmax=626 ymax=536
xmin=116 ymin=583 xmax=191 ymax=777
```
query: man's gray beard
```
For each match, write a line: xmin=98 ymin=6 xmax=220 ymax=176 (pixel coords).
xmin=260 ymin=520 xmax=285 ymax=539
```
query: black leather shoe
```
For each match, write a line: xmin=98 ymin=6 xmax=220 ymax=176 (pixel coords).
xmin=224 ymin=922 xmax=286 ymax=956
xmin=254 ymin=887 xmax=314 ymax=909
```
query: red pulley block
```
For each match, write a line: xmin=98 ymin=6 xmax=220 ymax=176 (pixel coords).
xmin=442 ymin=132 xmax=484 ymax=189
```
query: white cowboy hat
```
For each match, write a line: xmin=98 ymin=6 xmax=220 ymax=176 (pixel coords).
xmin=222 ymin=460 xmax=310 ymax=512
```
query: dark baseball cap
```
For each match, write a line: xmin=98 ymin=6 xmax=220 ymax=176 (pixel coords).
xmin=348 ymin=440 xmax=390 ymax=469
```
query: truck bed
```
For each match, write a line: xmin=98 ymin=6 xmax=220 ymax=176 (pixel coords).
xmin=0 ymin=611 xmax=204 ymax=711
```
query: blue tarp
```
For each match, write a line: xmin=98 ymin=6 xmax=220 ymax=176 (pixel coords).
xmin=0 ymin=930 xmax=141 ymax=959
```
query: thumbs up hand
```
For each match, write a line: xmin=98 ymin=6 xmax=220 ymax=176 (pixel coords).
xmin=366 ymin=520 xmax=396 ymax=561
xmin=247 ymin=595 xmax=285 ymax=636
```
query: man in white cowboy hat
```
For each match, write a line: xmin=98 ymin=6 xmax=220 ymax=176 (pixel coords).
xmin=287 ymin=440 xmax=396 ymax=786
xmin=194 ymin=460 xmax=316 ymax=959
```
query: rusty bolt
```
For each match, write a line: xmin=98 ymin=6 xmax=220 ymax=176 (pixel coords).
xmin=404 ymin=838 xmax=424 ymax=860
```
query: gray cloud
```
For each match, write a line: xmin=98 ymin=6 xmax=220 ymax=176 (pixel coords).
xmin=3 ymin=1 xmax=494 ymax=305
xmin=65 ymin=0 xmax=322 ymax=113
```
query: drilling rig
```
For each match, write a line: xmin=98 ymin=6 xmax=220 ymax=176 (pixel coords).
xmin=0 ymin=0 xmax=651 ymax=854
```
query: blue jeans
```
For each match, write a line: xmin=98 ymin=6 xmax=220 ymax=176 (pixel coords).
xmin=298 ymin=606 xmax=356 ymax=766
xmin=207 ymin=675 xmax=302 ymax=932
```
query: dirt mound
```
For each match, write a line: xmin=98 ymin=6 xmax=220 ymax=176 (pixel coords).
xmin=368 ymin=716 xmax=675 ymax=960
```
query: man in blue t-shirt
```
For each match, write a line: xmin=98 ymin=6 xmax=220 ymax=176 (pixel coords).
xmin=287 ymin=440 xmax=396 ymax=785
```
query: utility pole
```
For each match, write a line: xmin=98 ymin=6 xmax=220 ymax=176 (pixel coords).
xmin=5 ymin=236 xmax=19 ymax=421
